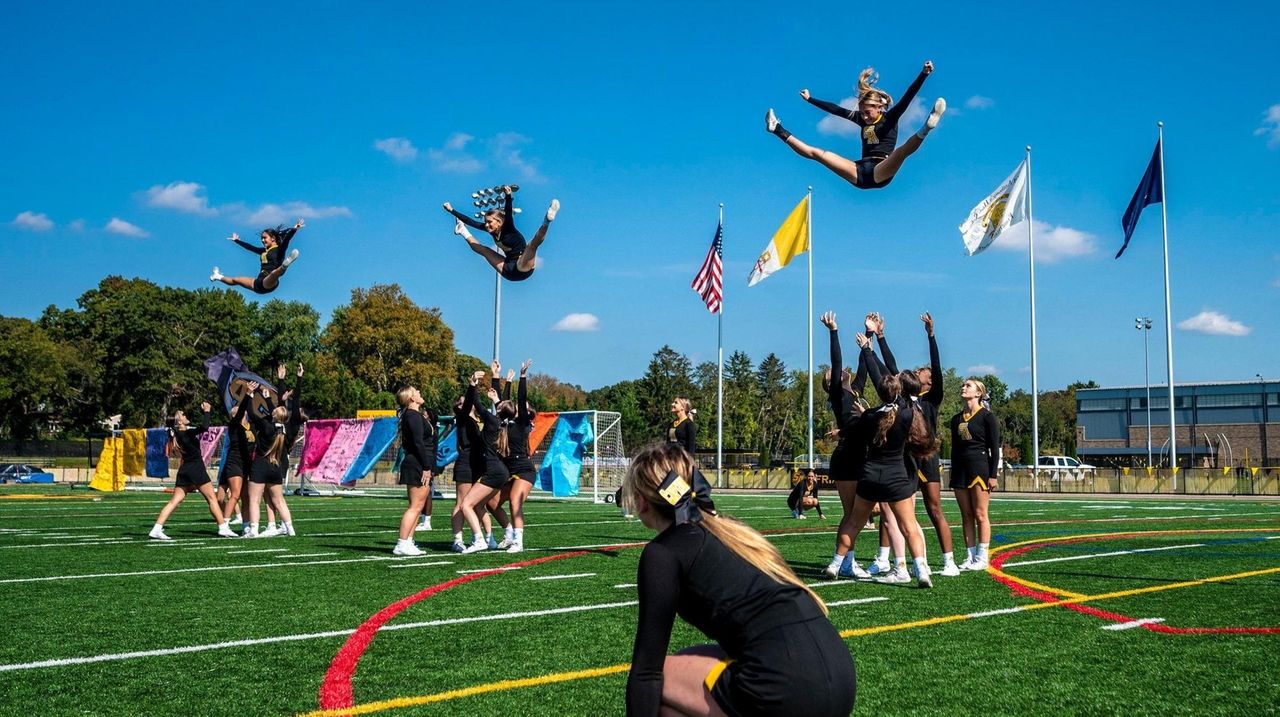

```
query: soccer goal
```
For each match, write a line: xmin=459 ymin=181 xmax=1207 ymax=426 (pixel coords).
xmin=527 ymin=410 xmax=626 ymax=502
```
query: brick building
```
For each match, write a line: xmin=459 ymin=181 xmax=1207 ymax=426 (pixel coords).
xmin=1076 ymin=380 xmax=1278 ymax=468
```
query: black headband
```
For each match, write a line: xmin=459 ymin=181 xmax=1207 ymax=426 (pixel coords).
xmin=657 ymin=467 xmax=717 ymax=525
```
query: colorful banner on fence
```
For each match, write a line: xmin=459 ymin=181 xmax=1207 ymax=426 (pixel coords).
xmin=90 ymin=437 xmax=126 ymax=491
xmin=200 ymin=426 xmax=226 ymax=465
xmin=145 ymin=428 xmax=170 ymax=478
xmin=309 ymin=420 xmax=375 ymax=484
xmin=537 ymin=413 xmax=595 ymax=497
xmin=300 ymin=419 xmax=343 ymax=474
xmin=121 ymin=429 xmax=147 ymax=477
xmin=342 ymin=417 xmax=399 ymax=484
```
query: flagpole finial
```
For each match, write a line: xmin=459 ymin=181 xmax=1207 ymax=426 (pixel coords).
xmin=1025 ymin=145 xmax=1031 ymax=153
xmin=807 ymin=185 xmax=813 ymax=192
xmin=719 ymin=202 xmax=724 ymax=208
xmin=1157 ymin=121 xmax=1164 ymax=128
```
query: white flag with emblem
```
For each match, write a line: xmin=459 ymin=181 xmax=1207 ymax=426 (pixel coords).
xmin=959 ymin=158 xmax=1029 ymax=256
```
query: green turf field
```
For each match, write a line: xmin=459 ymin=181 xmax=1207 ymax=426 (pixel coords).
xmin=1 ymin=485 xmax=1277 ymax=716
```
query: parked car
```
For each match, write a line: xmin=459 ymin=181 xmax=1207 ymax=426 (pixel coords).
xmin=0 ymin=463 xmax=56 ymax=484
xmin=1036 ymin=455 xmax=1096 ymax=478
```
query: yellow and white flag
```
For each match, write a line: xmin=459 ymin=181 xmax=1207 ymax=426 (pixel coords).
xmin=748 ymin=195 xmax=809 ymax=286
xmin=959 ymin=159 xmax=1029 ymax=256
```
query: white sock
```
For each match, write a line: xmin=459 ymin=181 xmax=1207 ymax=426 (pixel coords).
xmin=284 ymin=521 xmax=294 ymax=535
xmin=505 ymin=526 xmax=515 ymax=540
xmin=967 ymin=546 xmax=977 ymax=562
xmin=218 ymin=521 xmax=229 ymax=529
xmin=876 ymin=547 xmax=891 ymax=562
xmin=453 ymin=531 xmax=464 ymax=544
xmin=513 ymin=528 xmax=524 ymax=543
xmin=978 ymin=543 xmax=989 ymax=560
xmin=473 ymin=531 xmax=484 ymax=544
xmin=943 ymin=551 xmax=955 ymax=565
xmin=485 ymin=531 xmax=493 ymax=541
xmin=895 ymin=556 xmax=907 ymax=570
xmin=252 ymin=523 xmax=261 ymax=534
xmin=421 ymin=515 xmax=432 ymax=529
xmin=830 ymin=552 xmax=846 ymax=569
xmin=914 ymin=557 xmax=929 ymax=574
xmin=152 ymin=523 xmax=163 ymax=532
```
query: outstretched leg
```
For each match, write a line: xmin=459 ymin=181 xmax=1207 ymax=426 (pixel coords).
xmin=766 ymin=109 xmax=862 ymax=185
xmin=872 ymin=97 xmax=946 ymax=184
xmin=455 ymin=221 xmax=506 ymax=274
xmin=516 ymin=200 xmax=558 ymax=273
xmin=211 ymin=270 xmax=259 ymax=292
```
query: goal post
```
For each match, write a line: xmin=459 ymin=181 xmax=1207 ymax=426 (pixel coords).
xmin=530 ymin=410 xmax=625 ymax=502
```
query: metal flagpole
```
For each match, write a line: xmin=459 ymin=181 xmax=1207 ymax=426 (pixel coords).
xmin=717 ymin=202 xmax=725 ymax=488
xmin=806 ymin=186 xmax=814 ymax=470
xmin=493 ymin=275 xmax=502 ymax=362
xmin=1026 ymin=147 xmax=1041 ymax=488
xmin=1157 ymin=122 xmax=1177 ymax=486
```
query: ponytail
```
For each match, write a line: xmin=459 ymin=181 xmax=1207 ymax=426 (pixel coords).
xmin=874 ymin=402 xmax=899 ymax=447
xmin=496 ymin=424 xmax=510 ymax=457
xmin=264 ymin=433 xmax=287 ymax=465
xmin=908 ymin=407 xmax=940 ymax=459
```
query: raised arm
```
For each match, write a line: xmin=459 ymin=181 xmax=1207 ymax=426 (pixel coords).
xmin=445 ymin=203 xmax=488 ymax=231
xmin=290 ymin=365 xmax=304 ymax=425
xmin=872 ymin=313 xmax=899 ymax=374
xmin=626 ymin=544 xmax=681 ymax=717
xmin=885 ymin=63 xmax=931 ymax=124
xmin=821 ymin=312 xmax=845 ymax=420
xmin=233 ymin=238 xmax=265 ymax=255
xmin=802 ymin=90 xmax=856 ymax=122
xmin=517 ymin=374 xmax=529 ymax=422
xmin=925 ymin=314 xmax=943 ymax=406
xmin=200 ymin=404 xmax=211 ymax=433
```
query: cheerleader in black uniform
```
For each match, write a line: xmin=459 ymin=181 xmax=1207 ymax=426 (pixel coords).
xmin=494 ymin=359 xmax=538 ymax=553
xmin=455 ymin=371 xmax=512 ymax=553
xmin=949 ymin=378 xmax=1001 ymax=570
xmin=820 ymin=332 xmax=938 ymax=587
xmin=624 ymin=443 xmax=855 ymax=717
xmin=787 ymin=469 xmax=825 ymax=519
xmin=393 ymin=386 xmax=436 ymax=556
xmin=443 ymin=186 xmax=559 ymax=282
xmin=667 ymin=397 xmax=697 ymax=457
xmin=149 ymin=403 xmax=237 ymax=540
xmin=449 ymin=392 xmax=509 ymax=552
xmin=210 ymin=219 xmax=305 ymax=294
xmin=818 ymin=311 xmax=871 ymax=578
xmin=766 ymin=61 xmax=945 ymax=190
xmin=242 ymin=381 xmax=300 ymax=537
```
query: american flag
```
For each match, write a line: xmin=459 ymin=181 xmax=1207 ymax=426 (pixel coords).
xmin=691 ymin=220 xmax=723 ymax=313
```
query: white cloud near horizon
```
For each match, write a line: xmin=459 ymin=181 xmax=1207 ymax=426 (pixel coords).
xmin=68 ymin=219 xmax=86 ymax=232
xmin=552 ymin=313 xmax=600 ymax=332
xmin=965 ymin=95 xmax=994 ymax=110
xmin=1177 ymin=310 xmax=1251 ymax=337
xmin=1255 ymin=104 xmax=1280 ymax=149
xmin=428 ymin=133 xmax=485 ymax=173
xmin=966 ymin=364 xmax=1000 ymax=376
xmin=426 ymin=131 xmax=546 ymax=181
xmin=12 ymin=211 xmax=53 ymax=232
xmin=144 ymin=181 xmax=216 ymax=215
xmin=492 ymin=132 xmax=544 ymax=182
xmin=988 ymin=219 xmax=1099 ymax=263
xmin=373 ymin=137 xmax=419 ymax=162
xmin=239 ymin=202 xmax=353 ymax=226
xmin=105 ymin=217 xmax=149 ymax=238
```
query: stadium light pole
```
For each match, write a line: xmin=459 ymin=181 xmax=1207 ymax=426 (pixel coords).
xmin=1259 ymin=374 xmax=1269 ymax=466
xmin=1136 ymin=317 xmax=1153 ymax=467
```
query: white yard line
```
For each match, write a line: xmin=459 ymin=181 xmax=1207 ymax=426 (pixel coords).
xmin=0 ymin=600 xmax=642 ymax=673
xmin=825 ymin=597 xmax=890 ymax=607
xmin=225 ymin=548 xmax=292 ymax=555
xmin=0 ymin=556 xmax=400 ymax=585
xmin=387 ymin=561 xmax=454 ymax=569
xmin=1001 ymin=543 xmax=1209 ymax=568
xmin=1102 ymin=618 xmax=1165 ymax=631
xmin=527 ymin=573 xmax=597 ymax=581
xmin=276 ymin=552 xmax=339 ymax=559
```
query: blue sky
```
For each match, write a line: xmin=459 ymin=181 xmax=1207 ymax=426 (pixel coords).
xmin=3 ymin=1 xmax=1277 ymax=393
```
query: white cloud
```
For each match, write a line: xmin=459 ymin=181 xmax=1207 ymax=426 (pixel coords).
xmin=815 ymin=97 xmax=860 ymax=137
xmin=373 ymin=137 xmax=419 ymax=162
xmin=12 ymin=211 xmax=53 ymax=232
xmin=988 ymin=219 xmax=1099 ymax=263
xmin=552 ymin=313 xmax=600 ymax=332
xmin=238 ymin=202 xmax=352 ymax=226
xmin=144 ymin=181 xmax=216 ymax=215
xmin=68 ymin=219 xmax=86 ymax=232
xmin=1255 ymin=104 xmax=1280 ymax=149
xmin=1177 ymin=310 xmax=1251 ymax=337
xmin=965 ymin=95 xmax=994 ymax=110
xmin=105 ymin=217 xmax=149 ymax=238
xmin=492 ymin=132 xmax=544 ymax=182
xmin=428 ymin=132 xmax=484 ymax=173
xmin=966 ymin=364 xmax=1000 ymax=376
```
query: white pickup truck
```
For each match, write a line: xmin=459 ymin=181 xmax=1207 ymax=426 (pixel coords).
xmin=1036 ymin=455 xmax=1097 ymax=478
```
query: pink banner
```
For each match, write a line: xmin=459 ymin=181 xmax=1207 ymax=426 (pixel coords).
xmin=300 ymin=419 xmax=343 ymax=474
xmin=309 ymin=419 xmax=374 ymax=484
xmin=199 ymin=426 xmax=226 ymax=465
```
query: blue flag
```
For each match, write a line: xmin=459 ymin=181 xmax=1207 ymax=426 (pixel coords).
xmin=1117 ymin=139 xmax=1163 ymax=258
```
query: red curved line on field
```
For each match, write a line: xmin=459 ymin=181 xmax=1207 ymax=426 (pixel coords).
xmin=319 ymin=550 xmax=599 ymax=711
xmin=990 ymin=534 xmax=1280 ymax=635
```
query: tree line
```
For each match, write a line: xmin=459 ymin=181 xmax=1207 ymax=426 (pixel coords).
xmin=0 ymin=277 xmax=1091 ymax=459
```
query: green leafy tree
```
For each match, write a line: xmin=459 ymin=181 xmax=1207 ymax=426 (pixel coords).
xmin=637 ymin=345 xmax=695 ymax=441
xmin=323 ymin=284 xmax=457 ymax=396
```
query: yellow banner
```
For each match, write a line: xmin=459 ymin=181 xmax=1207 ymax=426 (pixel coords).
xmin=356 ymin=410 xmax=398 ymax=419
xmin=90 ymin=437 xmax=127 ymax=492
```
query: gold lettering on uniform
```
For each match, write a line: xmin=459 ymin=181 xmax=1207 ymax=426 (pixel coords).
xmin=958 ymin=421 xmax=973 ymax=441
xmin=863 ymin=124 xmax=879 ymax=145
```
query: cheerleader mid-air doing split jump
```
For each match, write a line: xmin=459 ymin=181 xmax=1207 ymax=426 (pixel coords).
xmin=766 ymin=61 xmax=946 ymax=190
